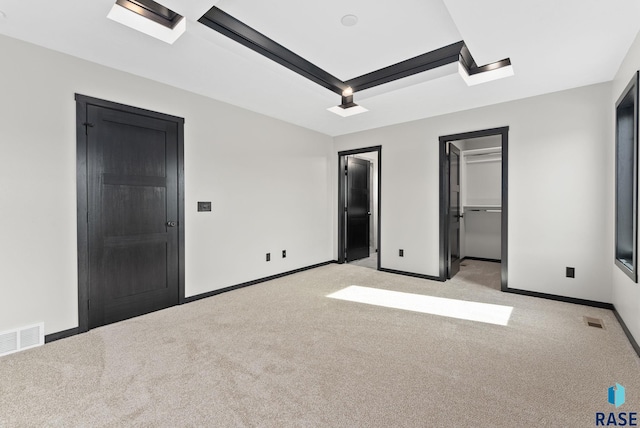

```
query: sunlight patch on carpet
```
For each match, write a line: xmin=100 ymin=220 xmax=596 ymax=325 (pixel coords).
xmin=327 ymin=286 xmax=513 ymax=326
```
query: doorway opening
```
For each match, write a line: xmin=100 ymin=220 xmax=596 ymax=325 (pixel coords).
xmin=338 ymin=146 xmax=381 ymax=270
xmin=439 ymin=127 xmax=508 ymax=291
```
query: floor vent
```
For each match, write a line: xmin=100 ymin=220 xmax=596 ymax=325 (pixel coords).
xmin=0 ymin=323 xmax=44 ymax=357
xmin=584 ymin=317 xmax=605 ymax=329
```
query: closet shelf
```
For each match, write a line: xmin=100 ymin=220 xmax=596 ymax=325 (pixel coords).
xmin=464 ymin=205 xmax=501 ymax=213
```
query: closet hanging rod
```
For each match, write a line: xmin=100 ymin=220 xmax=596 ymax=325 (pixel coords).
xmin=466 ymin=158 xmax=501 ymax=165
xmin=464 ymin=151 xmax=501 ymax=158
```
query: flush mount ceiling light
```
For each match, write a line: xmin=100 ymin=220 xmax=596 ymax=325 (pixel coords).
xmin=341 ymin=14 xmax=358 ymax=27
xmin=107 ymin=0 xmax=186 ymax=44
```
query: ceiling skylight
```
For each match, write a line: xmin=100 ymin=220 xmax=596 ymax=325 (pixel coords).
xmin=327 ymin=105 xmax=369 ymax=117
xmin=328 ymin=91 xmax=368 ymax=117
xmin=458 ymin=60 xmax=514 ymax=86
xmin=107 ymin=0 xmax=186 ymax=44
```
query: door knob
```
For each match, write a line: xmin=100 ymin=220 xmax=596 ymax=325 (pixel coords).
xmin=166 ymin=221 xmax=177 ymax=227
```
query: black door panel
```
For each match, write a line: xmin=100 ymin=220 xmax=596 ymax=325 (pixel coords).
xmin=346 ymin=157 xmax=370 ymax=262
xmin=448 ymin=144 xmax=461 ymax=278
xmin=87 ymin=105 xmax=179 ymax=328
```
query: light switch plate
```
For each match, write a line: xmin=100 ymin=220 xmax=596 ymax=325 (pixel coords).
xmin=198 ymin=201 xmax=211 ymax=212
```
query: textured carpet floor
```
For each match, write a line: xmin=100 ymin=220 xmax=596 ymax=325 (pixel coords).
xmin=347 ymin=249 xmax=378 ymax=270
xmin=1 ymin=261 xmax=639 ymax=427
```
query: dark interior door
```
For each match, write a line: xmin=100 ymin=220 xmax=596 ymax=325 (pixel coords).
xmin=448 ymin=144 xmax=461 ymax=278
xmin=87 ymin=104 xmax=180 ymax=328
xmin=346 ymin=157 xmax=370 ymax=262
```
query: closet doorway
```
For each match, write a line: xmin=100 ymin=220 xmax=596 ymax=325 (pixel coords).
xmin=338 ymin=146 xmax=381 ymax=270
xmin=439 ymin=127 xmax=508 ymax=290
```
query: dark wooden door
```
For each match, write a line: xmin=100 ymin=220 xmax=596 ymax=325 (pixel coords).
xmin=346 ymin=157 xmax=370 ymax=262
xmin=448 ymin=144 xmax=461 ymax=278
xmin=86 ymin=104 xmax=180 ymax=328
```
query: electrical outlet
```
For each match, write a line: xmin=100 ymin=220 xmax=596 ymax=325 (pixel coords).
xmin=266 ymin=253 xmax=271 ymax=262
xmin=566 ymin=267 xmax=575 ymax=278
xmin=282 ymin=250 xmax=286 ymax=258
xmin=399 ymin=249 xmax=404 ymax=257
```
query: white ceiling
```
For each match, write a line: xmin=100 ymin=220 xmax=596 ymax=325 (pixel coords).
xmin=215 ymin=0 xmax=463 ymax=80
xmin=0 ymin=0 xmax=638 ymax=137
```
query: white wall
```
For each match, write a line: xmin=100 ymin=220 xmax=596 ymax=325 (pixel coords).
xmin=612 ymin=30 xmax=640 ymax=343
xmin=334 ymin=82 xmax=613 ymax=303
xmin=0 ymin=31 xmax=625 ymax=338
xmin=464 ymin=153 xmax=501 ymax=207
xmin=0 ymin=35 xmax=333 ymax=335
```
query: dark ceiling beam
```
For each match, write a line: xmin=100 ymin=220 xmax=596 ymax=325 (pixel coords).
xmin=198 ymin=6 xmax=347 ymax=95
xmin=198 ymin=7 xmax=512 ymax=99
xmin=459 ymin=43 xmax=477 ymax=71
xmin=345 ymin=42 xmax=464 ymax=93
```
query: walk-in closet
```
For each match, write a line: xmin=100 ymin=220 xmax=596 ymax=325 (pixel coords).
xmin=455 ymin=136 xmax=502 ymax=262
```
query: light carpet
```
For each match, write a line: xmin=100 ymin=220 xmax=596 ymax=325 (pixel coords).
xmin=1 ymin=261 xmax=639 ymax=427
